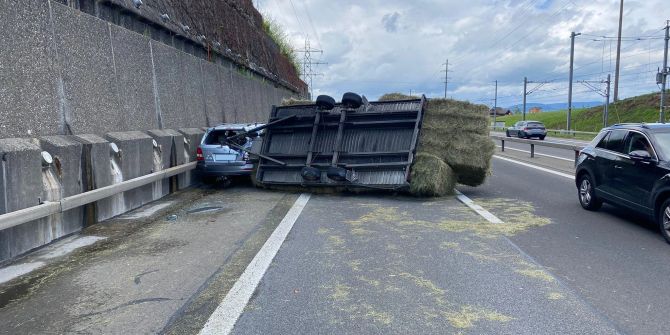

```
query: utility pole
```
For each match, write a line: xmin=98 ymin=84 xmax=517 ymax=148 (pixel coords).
xmin=568 ymin=31 xmax=581 ymax=130
xmin=660 ymin=20 xmax=669 ymax=123
xmin=578 ymin=75 xmax=611 ymax=127
xmin=442 ymin=59 xmax=452 ymax=98
xmin=613 ymin=0 xmax=624 ymax=102
xmin=523 ymin=77 xmax=527 ymax=121
xmin=295 ymin=39 xmax=326 ymax=99
xmin=605 ymin=74 xmax=611 ymax=127
xmin=493 ymin=80 xmax=498 ymax=128
xmin=523 ymin=78 xmax=548 ymax=121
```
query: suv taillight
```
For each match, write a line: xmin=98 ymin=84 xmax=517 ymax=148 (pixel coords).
xmin=523 ymin=127 xmax=529 ymax=131
xmin=196 ymin=147 xmax=204 ymax=161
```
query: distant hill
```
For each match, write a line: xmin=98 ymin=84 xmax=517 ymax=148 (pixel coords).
xmin=495 ymin=91 xmax=668 ymax=132
xmin=505 ymin=101 xmax=601 ymax=112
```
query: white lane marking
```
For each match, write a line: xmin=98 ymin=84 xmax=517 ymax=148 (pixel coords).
xmin=454 ymin=190 xmax=504 ymax=224
xmin=199 ymin=193 xmax=311 ymax=335
xmin=493 ymin=155 xmax=575 ymax=180
xmin=496 ymin=145 xmax=573 ymax=162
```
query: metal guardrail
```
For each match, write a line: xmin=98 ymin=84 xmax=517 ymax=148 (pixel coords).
xmin=490 ymin=135 xmax=585 ymax=165
xmin=0 ymin=162 xmax=197 ymax=231
xmin=490 ymin=126 xmax=597 ymax=138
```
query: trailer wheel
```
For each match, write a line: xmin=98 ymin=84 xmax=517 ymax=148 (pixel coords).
xmin=342 ymin=92 xmax=362 ymax=109
xmin=316 ymin=95 xmax=336 ymax=110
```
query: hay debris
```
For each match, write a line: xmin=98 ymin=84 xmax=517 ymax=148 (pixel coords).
xmin=378 ymin=93 xmax=416 ymax=101
xmin=409 ymin=153 xmax=456 ymax=197
xmin=281 ymin=97 xmax=312 ymax=106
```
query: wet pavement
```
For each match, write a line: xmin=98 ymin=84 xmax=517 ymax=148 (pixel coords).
xmin=0 ymin=185 xmax=296 ymax=334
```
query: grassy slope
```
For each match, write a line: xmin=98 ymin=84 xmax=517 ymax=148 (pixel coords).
xmin=493 ymin=90 xmax=668 ymax=132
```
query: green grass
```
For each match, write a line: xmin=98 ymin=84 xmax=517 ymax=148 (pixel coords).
xmin=492 ymin=90 xmax=668 ymax=134
xmin=262 ymin=17 xmax=301 ymax=75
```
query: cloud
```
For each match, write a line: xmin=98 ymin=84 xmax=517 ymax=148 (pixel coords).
xmin=382 ymin=12 xmax=401 ymax=33
xmin=257 ymin=0 xmax=668 ymax=107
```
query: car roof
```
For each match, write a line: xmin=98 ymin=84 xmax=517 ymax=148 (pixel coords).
xmin=605 ymin=123 xmax=670 ymax=131
xmin=209 ymin=123 xmax=264 ymax=131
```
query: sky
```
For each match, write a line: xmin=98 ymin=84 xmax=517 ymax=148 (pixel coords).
xmin=255 ymin=0 xmax=669 ymax=108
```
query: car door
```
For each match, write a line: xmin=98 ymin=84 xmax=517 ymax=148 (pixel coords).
xmin=516 ymin=122 xmax=525 ymax=137
xmin=593 ymin=129 xmax=627 ymax=201
xmin=617 ymin=131 xmax=664 ymax=213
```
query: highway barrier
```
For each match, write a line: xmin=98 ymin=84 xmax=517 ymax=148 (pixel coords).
xmin=0 ymin=128 xmax=203 ymax=262
xmin=490 ymin=135 xmax=585 ymax=165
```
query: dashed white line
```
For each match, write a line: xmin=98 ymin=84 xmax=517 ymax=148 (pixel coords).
xmin=493 ymin=155 xmax=575 ymax=180
xmin=199 ymin=193 xmax=311 ymax=335
xmin=496 ymin=145 xmax=573 ymax=162
xmin=454 ymin=190 xmax=504 ymax=224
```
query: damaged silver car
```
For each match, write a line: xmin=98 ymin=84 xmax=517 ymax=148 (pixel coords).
xmin=196 ymin=123 xmax=264 ymax=183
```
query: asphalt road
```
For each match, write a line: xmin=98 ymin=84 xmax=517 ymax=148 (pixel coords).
xmin=460 ymin=155 xmax=670 ymax=334
xmin=2 ymin=136 xmax=669 ymax=334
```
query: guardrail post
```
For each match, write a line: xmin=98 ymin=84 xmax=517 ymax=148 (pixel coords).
xmin=501 ymin=139 xmax=505 ymax=152
xmin=530 ymin=143 xmax=535 ymax=158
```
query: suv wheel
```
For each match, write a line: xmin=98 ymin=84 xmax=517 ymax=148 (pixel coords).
xmin=658 ymin=199 xmax=670 ymax=244
xmin=578 ymin=174 xmax=602 ymax=210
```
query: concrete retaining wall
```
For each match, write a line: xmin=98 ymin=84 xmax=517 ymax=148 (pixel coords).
xmin=0 ymin=0 xmax=298 ymax=140
xmin=0 ymin=129 xmax=200 ymax=263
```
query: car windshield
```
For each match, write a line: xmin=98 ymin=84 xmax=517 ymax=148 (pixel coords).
xmin=651 ymin=132 xmax=670 ymax=158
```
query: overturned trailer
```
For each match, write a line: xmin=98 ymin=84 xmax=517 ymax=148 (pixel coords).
xmin=255 ymin=94 xmax=426 ymax=191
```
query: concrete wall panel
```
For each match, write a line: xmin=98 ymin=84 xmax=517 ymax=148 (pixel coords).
xmin=39 ymin=136 xmax=84 ymax=238
xmin=109 ymin=25 xmax=158 ymax=131
xmin=0 ymin=139 xmax=47 ymax=261
xmin=201 ymin=61 xmax=225 ymax=126
xmin=75 ymin=134 xmax=117 ymax=222
xmin=52 ymin=5 xmax=122 ymax=135
xmin=151 ymin=41 xmax=187 ymax=130
xmin=178 ymin=128 xmax=204 ymax=188
xmin=0 ymin=0 xmax=61 ymax=139
xmin=146 ymin=129 xmax=182 ymax=199
xmin=220 ymin=66 xmax=235 ymax=123
xmin=106 ymin=131 xmax=153 ymax=212
xmin=181 ymin=55 xmax=208 ymax=127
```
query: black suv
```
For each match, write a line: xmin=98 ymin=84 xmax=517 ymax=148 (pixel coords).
xmin=576 ymin=123 xmax=670 ymax=243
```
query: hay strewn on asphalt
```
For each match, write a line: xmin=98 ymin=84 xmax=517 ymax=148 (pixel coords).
xmin=409 ymin=153 xmax=456 ymax=197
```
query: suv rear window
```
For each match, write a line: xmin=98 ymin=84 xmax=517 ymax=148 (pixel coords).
xmin=204 ymin=129 xmax=247 ymax=145
xmin=527 ymin=122 xmax=544 ymax=128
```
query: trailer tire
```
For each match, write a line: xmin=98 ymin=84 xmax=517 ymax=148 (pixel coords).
xmin=342 ymin=92 xmax=362 ymax=109
xmin=316 ymin=95 xmax=336 ymax=110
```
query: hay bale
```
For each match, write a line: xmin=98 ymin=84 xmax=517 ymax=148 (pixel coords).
xmin=422 ymin=99 xmax=489 ymax=133
xmin=378 ymin=93 xmax=416 ymax=101
xmin=281 ymin=97 xmax=312 ymax=106
xmin=419 ymin=133 xmax=494 ymax=186
xmin=409 ymin=153 xmax=456 ymax=197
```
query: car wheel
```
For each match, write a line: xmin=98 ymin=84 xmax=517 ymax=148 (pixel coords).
xmin=578 ymin=174 xmax=602 ymax=210
xmin=539 ymin=135 xmax=546 ymax=140
xmin=657 ymin=199 xmax=670 ymax=244
xmin=519 ymin=131 xmax=526 ymax=138
xmin=506 ymin=130 xmax=511 ymax=137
